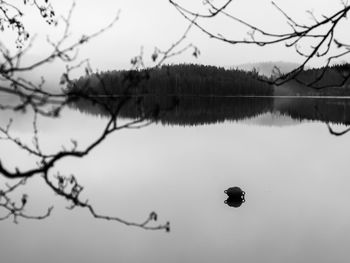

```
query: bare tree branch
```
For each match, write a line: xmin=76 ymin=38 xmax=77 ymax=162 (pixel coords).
xmin=169 ymin=0 xmax=350 ymax=88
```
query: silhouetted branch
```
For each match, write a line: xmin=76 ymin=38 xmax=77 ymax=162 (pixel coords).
xmin=152 ymin=17 xmax=200 ymax=66
xmin=0 ymin=1 xmax=120 ymax=119
xmin=0 ymin=178 xmax=53 ymax=223
xmin=0 ymin=1 xmax=173 ymax=230
xmin=169 ymin=0 xmax=350 ymax=88
xmin=0 ymin=0 xmax=56 ymax=48
xmin=313 ymin=103 xmax=350 ymax=136
xmin=42 ymin=172 xmax=170 ymax=231
xmin=327 ymin=124 xmax=350 ymax=136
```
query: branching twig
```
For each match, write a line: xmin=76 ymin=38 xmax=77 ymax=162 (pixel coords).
xmin=169 ymin=0 xmax=350 ymax=88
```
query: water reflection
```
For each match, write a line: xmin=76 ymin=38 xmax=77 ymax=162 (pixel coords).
xmin=224 ymin=187 xmax=246 ymax=208
xmin=224 ymin=197 xmax=245 ymax=208
xmin=2 ymin=97 xmax=350 ymax=263
xmin=69 ymin=96 xmax=350 ymax=127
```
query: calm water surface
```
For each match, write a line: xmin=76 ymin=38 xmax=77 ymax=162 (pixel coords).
xmin=1 ymin=98 xmax=350 ymax=263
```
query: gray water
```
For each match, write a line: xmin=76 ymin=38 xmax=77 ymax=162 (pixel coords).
xmin=1 ymin=99 xmax=350 ymax=263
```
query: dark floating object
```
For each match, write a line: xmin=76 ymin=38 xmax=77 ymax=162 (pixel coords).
xmin=224 ymin=187 xmax=245 ymax=208
xmin=224 ymin=187 xmax=245 ymax=198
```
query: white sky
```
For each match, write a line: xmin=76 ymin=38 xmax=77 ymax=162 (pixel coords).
xmin=3 ymin=0 xmax=350 ymax=72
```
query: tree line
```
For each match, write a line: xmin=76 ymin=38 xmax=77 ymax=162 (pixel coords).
xmin=68 ymin=64 xmax=274 ymax=96
xmin=276 ymin=63 xmax=350 ymax=96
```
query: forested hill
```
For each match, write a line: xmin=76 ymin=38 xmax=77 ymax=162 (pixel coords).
xmin=275 ymin=63 xmax=350 ymax=96
xmin=67 ymin=64 xmax=273 ymax=96
xmin=237 ymin=61 xmax=300 ymax=77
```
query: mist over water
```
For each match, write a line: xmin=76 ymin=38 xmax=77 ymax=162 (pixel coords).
xmin=2 ymin=0 xmax=350 ymax=262
xmin=2 ymin=96 xmax=350 ymax=263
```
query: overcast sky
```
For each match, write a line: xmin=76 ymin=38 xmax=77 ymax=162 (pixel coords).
xmin=5 ymin=0 xmax=350 ymax=72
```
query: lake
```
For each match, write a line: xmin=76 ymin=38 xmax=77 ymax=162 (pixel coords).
xmin=1 ymin=97 xmax=350 ymax=263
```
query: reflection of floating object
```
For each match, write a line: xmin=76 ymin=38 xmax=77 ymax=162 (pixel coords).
xmin=224 ymin=187 xmax=245 ymax=208
xmin=224 ymin=197 xmax=245 ymax=208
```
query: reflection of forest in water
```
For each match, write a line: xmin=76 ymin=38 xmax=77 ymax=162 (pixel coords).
xmin=69 ymin=96 xmax=350 ymax=126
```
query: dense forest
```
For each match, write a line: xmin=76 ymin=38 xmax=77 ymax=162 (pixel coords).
xmin=67 ymin=63 xmax=350 ymax=125
xmin=67 ymin=64 xmax=274 ymax=96
xmin=67 ymin=63 xmax=350 ymax=97
xmin=275 ymin=63 xmax=350 ymax=96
